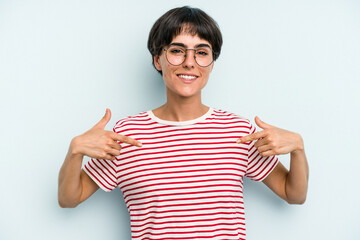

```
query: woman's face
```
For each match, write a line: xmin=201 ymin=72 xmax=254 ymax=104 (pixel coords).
xmin=154 ymin=31 xmax=214 ymax=99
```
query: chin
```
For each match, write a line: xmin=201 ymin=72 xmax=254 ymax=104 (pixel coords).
xmin=167 ymin=87 xmax=200 ymax=99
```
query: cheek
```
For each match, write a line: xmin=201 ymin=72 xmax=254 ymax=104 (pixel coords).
xmin=201 ymin=69 xmax=211 ymax=83
xmin=161 ymin=62 xmax=177 ymax=81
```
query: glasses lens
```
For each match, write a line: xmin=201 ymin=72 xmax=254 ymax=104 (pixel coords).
xmin=195 ymin=48 xmax=213 ymax=67
xmin=166 ymin=46 xmax=186 ymax=66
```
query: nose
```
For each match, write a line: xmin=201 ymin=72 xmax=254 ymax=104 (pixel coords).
xmin=182 ymin=49 xmax=196 ymax=68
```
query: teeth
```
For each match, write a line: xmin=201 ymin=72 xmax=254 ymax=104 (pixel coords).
xmin=179 ymin=74 xmax=197 ymax=80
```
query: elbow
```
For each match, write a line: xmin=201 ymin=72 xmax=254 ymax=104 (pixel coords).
xmin=58 ymin=200 xmax=79 ymax=208
xmin=286 ymin=195 xmax=307 ymax=205
xmin=58 ymin=196 xmax=80 ymax=208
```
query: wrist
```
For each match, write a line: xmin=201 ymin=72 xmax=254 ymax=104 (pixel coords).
xmin=69 ymin=136 xmax=84 ymax=158
xmin=292 ymin=133 xmax=304 ymax=154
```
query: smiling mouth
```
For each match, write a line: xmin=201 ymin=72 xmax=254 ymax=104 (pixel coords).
xmin=177 ymin=74 xmax=198 ymax=81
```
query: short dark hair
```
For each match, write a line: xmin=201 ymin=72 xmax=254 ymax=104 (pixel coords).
xmin=147 ymin=6 xmax=223 ymax=74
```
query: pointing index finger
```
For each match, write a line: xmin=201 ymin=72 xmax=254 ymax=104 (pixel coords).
xmin=237 ymin=131 xmax=265 ymax=143
xmin=111 ymin=132 xmax=142 ymax=147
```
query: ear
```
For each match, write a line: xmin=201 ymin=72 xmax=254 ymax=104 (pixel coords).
xmin=153 ymin=55 xmax=162 ymax=71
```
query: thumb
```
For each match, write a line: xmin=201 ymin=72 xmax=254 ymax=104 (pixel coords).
xmin=254 ymin=116 xmax=273 ymax=130
xmin=94 ymin=108 xmax=111 ymax=129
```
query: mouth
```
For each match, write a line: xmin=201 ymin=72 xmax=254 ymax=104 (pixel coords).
xmin=177 ymin=74 xmax=198 ymax=83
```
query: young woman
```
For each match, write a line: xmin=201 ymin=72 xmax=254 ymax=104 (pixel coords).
xmin=58 ymin=6 xmax=309 ymax=240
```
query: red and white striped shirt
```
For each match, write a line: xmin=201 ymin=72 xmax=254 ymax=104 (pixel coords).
xmin=84 ymin=108 xmax=278 ymax=240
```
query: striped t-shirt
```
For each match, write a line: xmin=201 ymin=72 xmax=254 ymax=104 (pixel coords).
xmin=83 ymin=108 xmax=278 ymax=240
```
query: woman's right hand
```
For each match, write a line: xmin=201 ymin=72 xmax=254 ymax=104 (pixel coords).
xmin=69 ymin=108 xmax=142 ymax=161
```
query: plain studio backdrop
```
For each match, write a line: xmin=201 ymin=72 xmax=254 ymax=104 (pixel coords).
xmin=0 ymin=0 xmax=359 ymax=239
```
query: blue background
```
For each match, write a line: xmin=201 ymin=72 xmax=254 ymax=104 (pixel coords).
xmin=0 ymin=0 xmax=359 ymax=239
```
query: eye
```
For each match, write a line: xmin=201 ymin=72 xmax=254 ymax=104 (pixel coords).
xmin=169 ymin=47 xmax=185 ymax=54
xmin=196 ymin=49 xmax=210 ymax=56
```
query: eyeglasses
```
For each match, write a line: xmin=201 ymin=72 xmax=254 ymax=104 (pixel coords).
xmin=162 ymin=45 xmax=214 ymax=67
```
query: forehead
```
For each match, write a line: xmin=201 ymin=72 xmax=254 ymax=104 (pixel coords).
xmin=170 ymin=31 xmax=212 ymax=48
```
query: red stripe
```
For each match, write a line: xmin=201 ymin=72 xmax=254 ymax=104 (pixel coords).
xmin=125 ymin=189 xmax=243 ymax=205
xmin=122 ymin=172 xmax=244 ymax=190
xmin=117 ymin=147 xmax=247 ymax=162
xmin=140 ymin=235 xmax=246 ymax=240
xmin=131 ymin=216 xmax=245 ymax=228
xmin=130 ymin=205 xmax=245 ymax=217
xmin=132 ymin=222 xmax=246 ymax=233
xmin=206 ymin=117 xmax=243 ymax=121
xmin=120 ymin=141 xmax=247 ymax=156
xmin=193 ymin=120 xmax=249 ymax=125
xmin=124 ymin=130 xmax=249 ymax=138
xmin=133 ymin=228 xmax=246 ymax=239
xmin=128 ymin=194 xmax=244 ymax=208
xmin=130 ymin=211 xmax=246 ymax=222
xmin=121 ymin=136 xmax=242 ymax=150
xmin=131 ymin=200 xmax=244 ymax=212
xmin=124 ymin=183 xmax=243 ymax=199
xmin=114 ymin=122 xmax=170 ymax=132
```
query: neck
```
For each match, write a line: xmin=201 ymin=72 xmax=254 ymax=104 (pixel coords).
xmin=153 ymin=90 xmax=209 ymax=122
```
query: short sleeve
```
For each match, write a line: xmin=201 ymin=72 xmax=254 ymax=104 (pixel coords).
xmin=83 ymin=157 xmax=119 ymax=192
xmin=82 ymin=128 xmax=119 ymax=192
xmin=245 ymin=123 xmax=279 ymax=182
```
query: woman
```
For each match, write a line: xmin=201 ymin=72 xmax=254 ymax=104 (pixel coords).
xmin=58 ymin=6 xmax=309 ymax=240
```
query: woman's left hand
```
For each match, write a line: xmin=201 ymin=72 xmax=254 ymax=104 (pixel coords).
xmin=237 ymin=116 xmax=304 ymax=157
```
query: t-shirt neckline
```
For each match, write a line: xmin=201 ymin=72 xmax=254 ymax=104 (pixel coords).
xmin=147 ymin=107 xmax=213 ymax=126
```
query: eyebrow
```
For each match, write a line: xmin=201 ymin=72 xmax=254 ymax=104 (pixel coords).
xmin=169 ymin=42 xmax=212 ymax=49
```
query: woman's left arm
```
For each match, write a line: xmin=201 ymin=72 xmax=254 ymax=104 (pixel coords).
xmin=237 ymin=116 xmax=309 ymax=204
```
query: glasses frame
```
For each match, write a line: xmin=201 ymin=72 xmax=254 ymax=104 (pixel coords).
xmin=162 ymin=47 xmax=215 ymax=67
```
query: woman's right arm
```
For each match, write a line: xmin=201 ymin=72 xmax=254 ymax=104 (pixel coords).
xmin=58 ymin=109 xmax=142 ymax=208
xmin=58 ymin=144 xmax=99 ymax=208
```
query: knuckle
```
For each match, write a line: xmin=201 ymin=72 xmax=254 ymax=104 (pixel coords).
xmin=103 ymin=146 xmax=112 ymax=152
xmin=99 ymin=152 xmax=107 ymax=159
xmin=113 ymin=144 xmax=121 ymax=150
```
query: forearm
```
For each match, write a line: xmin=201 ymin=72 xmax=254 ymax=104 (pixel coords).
xmin=58 ymin=141 xmax=84 ymax=208
xmin=285 ymin=148 xmax=309 ymax=204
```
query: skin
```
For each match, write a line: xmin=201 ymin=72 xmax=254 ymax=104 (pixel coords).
xmin=58 ymin=30 xmax=309 ymax=208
